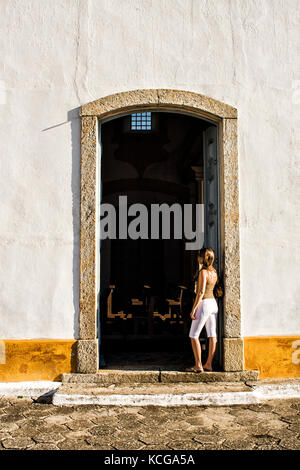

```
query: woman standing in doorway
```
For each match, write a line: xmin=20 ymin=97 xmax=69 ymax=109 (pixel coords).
xmin=185 ymin=247 xmax=219 ymax=373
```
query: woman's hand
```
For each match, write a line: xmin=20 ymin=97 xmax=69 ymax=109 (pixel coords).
xmin=191 ymin=271 xmax=206 ymax=321
xmin=190 ymin=298 xmax=203 ymax=320
xmin=190 ymin=309 xmax=196 ymax=320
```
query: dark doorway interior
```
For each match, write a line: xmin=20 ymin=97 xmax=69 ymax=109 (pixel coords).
xmin=99 ymin=111 xmax=219 ymax=368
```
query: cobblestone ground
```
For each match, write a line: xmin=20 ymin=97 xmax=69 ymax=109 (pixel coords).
xmin=0 ymin=397 xmax=299 ymax=450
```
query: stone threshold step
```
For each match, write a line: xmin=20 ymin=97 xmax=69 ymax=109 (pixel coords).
xmin=62 ymin=369 xmax=259 ymax=385
xmin=0 ymin=381 xmax=61 ymax=398
xmin=53 ymin=379 xmax=300 ymax=407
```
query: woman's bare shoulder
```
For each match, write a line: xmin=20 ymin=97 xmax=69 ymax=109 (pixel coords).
xmin=199 ymin=268 xmax=208 ymax=277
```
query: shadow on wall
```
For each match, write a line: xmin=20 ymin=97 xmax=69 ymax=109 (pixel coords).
xmin=54 ymin=341 xmax=78 ymax=381
xmin=68 ymin=107 xmax=81 ymax=340
xmin=43 ymin=109 xmax=81 ymax=339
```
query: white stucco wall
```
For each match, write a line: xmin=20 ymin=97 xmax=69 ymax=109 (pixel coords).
xmin=0 ymin=0 xmax=299 ymax=339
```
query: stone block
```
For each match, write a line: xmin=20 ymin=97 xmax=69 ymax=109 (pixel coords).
xmin=223 ymin=338 xmax=244 ymax=371
xmin=76 ymin=340 xmax=98 ymax=373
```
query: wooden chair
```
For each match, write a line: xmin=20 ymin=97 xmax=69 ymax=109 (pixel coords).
xmin=106 ymin=284 xmax=152 ymax=322
xmin=166 ymin=285 xmax=187 ymax=324
xmin=106 ymin=285 xmax=132 ymax=320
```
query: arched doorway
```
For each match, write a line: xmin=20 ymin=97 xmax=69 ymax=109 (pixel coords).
xmin=77 ymin=89 xmax=242 ymax=374
xmin=99 ymin=110 xmax=221 ymax=369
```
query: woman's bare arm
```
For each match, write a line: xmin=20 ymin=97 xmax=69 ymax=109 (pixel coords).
xmin=190 ymin=269 xmax=207 ymax=319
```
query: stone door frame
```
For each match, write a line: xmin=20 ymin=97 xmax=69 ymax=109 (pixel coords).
xmin=77 ymin=89 xmax=242 ymax=373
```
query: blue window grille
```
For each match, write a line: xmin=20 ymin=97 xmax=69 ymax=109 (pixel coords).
xmin=131 ymin=112 xmax=152 ymax=130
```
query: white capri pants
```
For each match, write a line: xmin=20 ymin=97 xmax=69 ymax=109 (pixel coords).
xmin=189 ymin=298 xmax=218 ymax=339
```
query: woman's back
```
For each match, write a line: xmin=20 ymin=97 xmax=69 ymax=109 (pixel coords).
xmin=202 ymin=267 xmax=218 ymax=299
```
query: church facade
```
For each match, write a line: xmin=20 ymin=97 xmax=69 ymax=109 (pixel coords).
xmin=0 ymin=0 xmax=299 ymax=381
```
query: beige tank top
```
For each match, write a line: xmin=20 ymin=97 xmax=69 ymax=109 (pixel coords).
xmin=202 ymin=268 xmax=218 ymax=299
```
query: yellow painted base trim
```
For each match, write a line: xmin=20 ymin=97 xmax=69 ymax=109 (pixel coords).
xmin=244 ymin=336 xmax=300 ymax=379
xmin=0 ymin=340 xmax=77 ymax=382
xmin=2 ymin=337 xmax=299 ymax=382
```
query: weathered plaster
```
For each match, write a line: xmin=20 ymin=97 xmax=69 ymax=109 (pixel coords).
xmin=244 ymin=336 xmax=300 ymax=379
xmin=1 ymin=0 xmax=299 ymax=360
xmin=0 ymin=340 xmax=76 ymax=382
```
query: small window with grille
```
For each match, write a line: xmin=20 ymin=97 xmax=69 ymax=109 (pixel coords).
xmin=131 ymin=112 xmax=152 ymax=131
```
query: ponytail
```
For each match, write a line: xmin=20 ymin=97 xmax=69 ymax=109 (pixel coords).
xmin=199 ymin=247 xmax=215 ymax=271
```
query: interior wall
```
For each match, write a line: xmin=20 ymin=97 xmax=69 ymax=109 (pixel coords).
xmin=100 ymin=112 xmax=204 ymax=300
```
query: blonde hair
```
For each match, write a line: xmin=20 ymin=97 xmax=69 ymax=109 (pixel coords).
xmin=199 ymin=247 xmax=215 ymax=270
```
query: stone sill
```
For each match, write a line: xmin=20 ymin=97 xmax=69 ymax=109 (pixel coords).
xmin=62 ymin=370 xmax=259 ymax=385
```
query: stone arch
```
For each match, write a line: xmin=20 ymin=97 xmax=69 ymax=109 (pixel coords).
xmin=77 ymin=89 xmax=242 ymax=373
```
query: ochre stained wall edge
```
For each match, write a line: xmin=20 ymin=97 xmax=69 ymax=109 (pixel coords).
xmin=244 ymin=336 xmax=300 ymax=379
xmin=0 ymin=340 xmax=77 ymax=382
xmin=1 ymin=336 xmax=300 ymax=381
